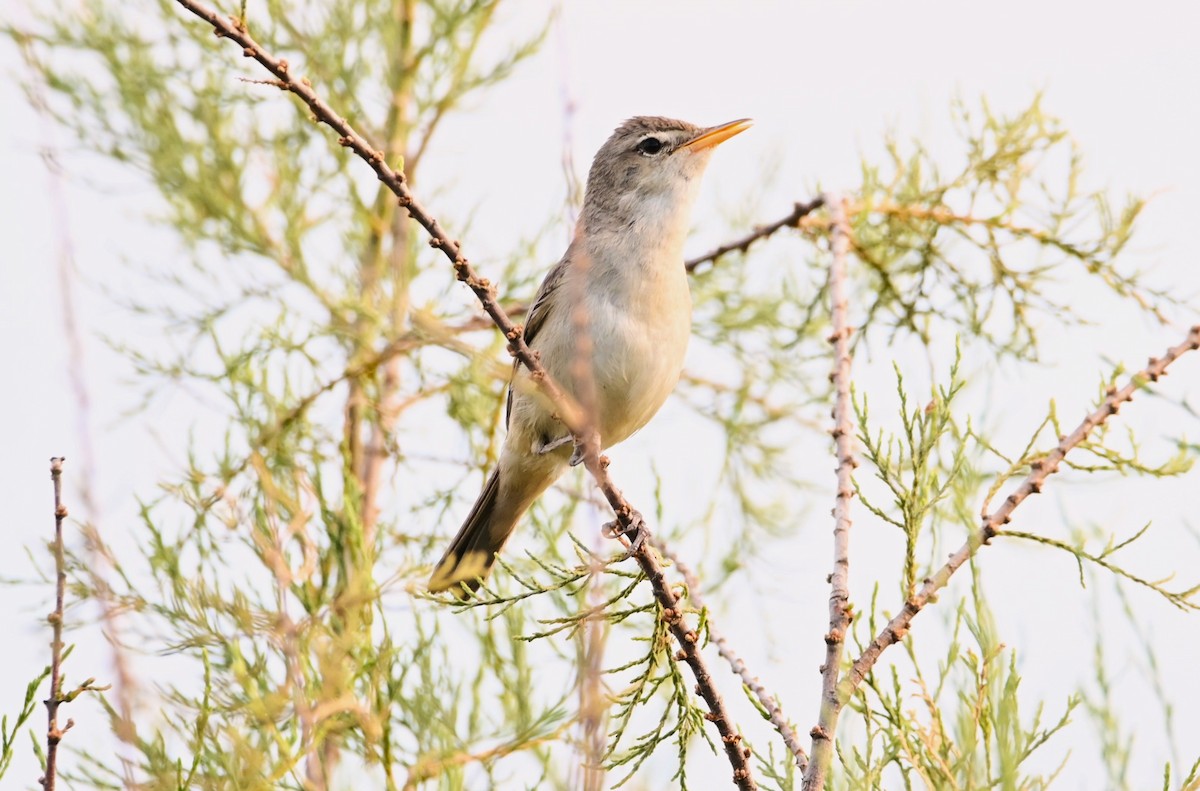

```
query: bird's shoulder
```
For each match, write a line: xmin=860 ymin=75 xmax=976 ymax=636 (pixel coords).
xmin=524 ymin=242 xmax=586 ymax=348
xmin=506 ymin=242 xmax=585 ymax=428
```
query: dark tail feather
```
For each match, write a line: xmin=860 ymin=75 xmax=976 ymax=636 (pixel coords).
xmin=428 ymin=469 xmax=512 ymax=595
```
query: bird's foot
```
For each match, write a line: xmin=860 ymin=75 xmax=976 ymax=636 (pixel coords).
xmin=603 ymin=509 xmax=650 ymax=559
xmin=536 ymin=434 xmax=573 ymax=456
xmin=567 ymin=430 xmax=601 ymax=467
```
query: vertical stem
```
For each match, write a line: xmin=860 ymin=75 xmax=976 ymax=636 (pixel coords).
xmin=41 ymin=457 xmax=69 ymax=791
xmin=578 ymin=549 xmax=609 ymax=791
xmin=804 ymin=195 xmax=856 ymax=791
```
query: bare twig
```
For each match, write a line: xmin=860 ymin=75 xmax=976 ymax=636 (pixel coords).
xmin=41 ymin=457 xmax=70 ymax=791
xmin=656 ymin=540 xmax=809 ymax=772
xmin=172 ymin=4 xmax=755 ymax=787
xmin=403 ymin=720 xmax=573 ymax=790
xmin=839 ymin=323 xmax=1200 ymax=711
xmin=802 ymin=195 xmax=857 ymax=791
xmin=684 ymin=198 xmax=826 ymax=273
xmin=578 ymin=543 xmax=609 ymax=791
xmin=41 ymin=460 xmax=107 ymax=791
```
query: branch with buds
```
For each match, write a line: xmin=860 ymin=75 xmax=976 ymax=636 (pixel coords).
xmin=843 ymin=323 xmax=1200 ymax=695
xmin=40 ymin=458 xmax=108 ymax=791
xmin=801 ymin=195 xmax=856 ymax=791
xmin=798 ymin=324 xmax=1200 ymax=788
xmin=684 ymin=197 xmax=826 ymax=273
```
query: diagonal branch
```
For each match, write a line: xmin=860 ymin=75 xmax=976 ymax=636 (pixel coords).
xmin=684 ymin=198 xmax=826 ymax=273
xmin=838 ymin=323 xmax=1200 ymax=710
xmin=171 ymin=3 xmax=756 ymax=787
xmin=802 ymin=195 xmax=857 ymax=791
xmin=655 ymin=538 xmax=809 ymax=772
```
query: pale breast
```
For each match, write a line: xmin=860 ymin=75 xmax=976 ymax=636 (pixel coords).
xmin=587 ymin=266 xmax=691 ymax=447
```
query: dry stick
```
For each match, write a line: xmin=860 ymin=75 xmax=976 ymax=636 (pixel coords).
xmin=836 ymin=323 xmax=1200 ymax=730
xmin=40 ymin=460 xmax=108 ymax=791
xmin=684 ymin=197 xmax=826 ymax=273
xmin=171 ymin=3 xmax=756 ymax=787
xmin=655 ymin=540 xmax=810 ymax=772
xmin=802 ymin=196 xmax=857 ymax=791
xmin=578 ymin=559 xmax=609 ymax=791
xmin=41 ymin=457 xmax=71 ymax=791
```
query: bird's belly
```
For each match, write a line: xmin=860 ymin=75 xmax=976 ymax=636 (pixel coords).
xmin=590 ymin=290 xmax=691 ymax=447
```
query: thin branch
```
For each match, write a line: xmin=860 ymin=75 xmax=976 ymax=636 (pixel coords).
xmin=802 ymin=195 xmax=857 ymax=791
xmin=172 ymin=4 xmax=756 ymax=787
xmin=839 ymin=323 xmax=1200 ymax=706
xmin=40 ymin=457 xmax=70 ymax=791
xmin=402 ymin=720 xmax=573 ymax=790
xmin=40 ymin=460 xmax=107 ymax=791
xmin=655 ymin=539 xmax=809 ymax=772
xmin=578 ymin=539 xmax=609 ymax=791
xmin=861 ymin=199 xmax=1170 ymax=323
xmin=684 ymin=197 xmax=826 ymax=273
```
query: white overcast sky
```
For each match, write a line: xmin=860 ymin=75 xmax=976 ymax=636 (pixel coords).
xmin=3 ymin=0 xmax=1200 ymax=787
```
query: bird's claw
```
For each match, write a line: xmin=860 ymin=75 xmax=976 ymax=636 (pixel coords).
xmin=602 ymin=509 xmax=650 ymax=560
xmin=536 ymin=434 xmax=573 ymax=456
xmin=568 ymin=430 xmax=601 ymax=467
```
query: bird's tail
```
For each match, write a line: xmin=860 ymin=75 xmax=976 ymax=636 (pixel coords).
xmin=428 ymin=461 xmax=555 ymax=595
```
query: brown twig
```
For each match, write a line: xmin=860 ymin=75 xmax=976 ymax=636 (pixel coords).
xmin=41 ymin=457 xmax=71 ymax=791
xmin=684 ymin=197 xmax=826 ymax=273
xmin=837 ymin=323 xmax=1200 ymax=719
xmin=655 ymin=539 xmax=809 ymax=772
xmin=802 ymin=196 xmax=857 ymax=791
xmin=41 ymin=460 xmax=107 ymax=790
xmin=172 ymin=3 xmax=756 ymax=787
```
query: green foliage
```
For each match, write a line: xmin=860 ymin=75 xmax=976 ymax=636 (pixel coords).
xmin=0 ymin=668 xmax=50 ymax=781
xmin=855 ymin=346 xmax=971 ymax=596
xmin=843 ymin=578 xmax=1078 ymax=790
xmin=848 ymin=96 xmax=1169 ymax=359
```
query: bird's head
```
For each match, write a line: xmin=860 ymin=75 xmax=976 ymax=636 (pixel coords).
xmin=581 ymin=116 xmax=751 ymax=235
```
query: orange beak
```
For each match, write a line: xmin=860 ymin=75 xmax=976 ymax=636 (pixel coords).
xmin=680 ymin=118 xmax=753 ymax=151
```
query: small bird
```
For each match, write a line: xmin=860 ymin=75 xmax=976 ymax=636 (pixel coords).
xmin=429 ymin=116 xmax=752 ymax=594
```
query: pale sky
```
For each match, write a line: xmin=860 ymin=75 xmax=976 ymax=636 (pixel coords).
xmin=3 ymin=1 xmax=1200 ymax=787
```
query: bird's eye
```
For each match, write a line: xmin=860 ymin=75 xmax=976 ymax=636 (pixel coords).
xmin=636 ymin=136 xmax=665 ymax=156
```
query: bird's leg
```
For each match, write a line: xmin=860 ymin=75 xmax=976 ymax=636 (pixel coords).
xmin=567 ymin=428 xmax=602 ymax=467
xmin=602 ymin=509 xmax=650 ymax=559
xmin=535 ymin=434 xmax=573 ymax=456
xmin=535 ymin=429 xmax=601 ymax=466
